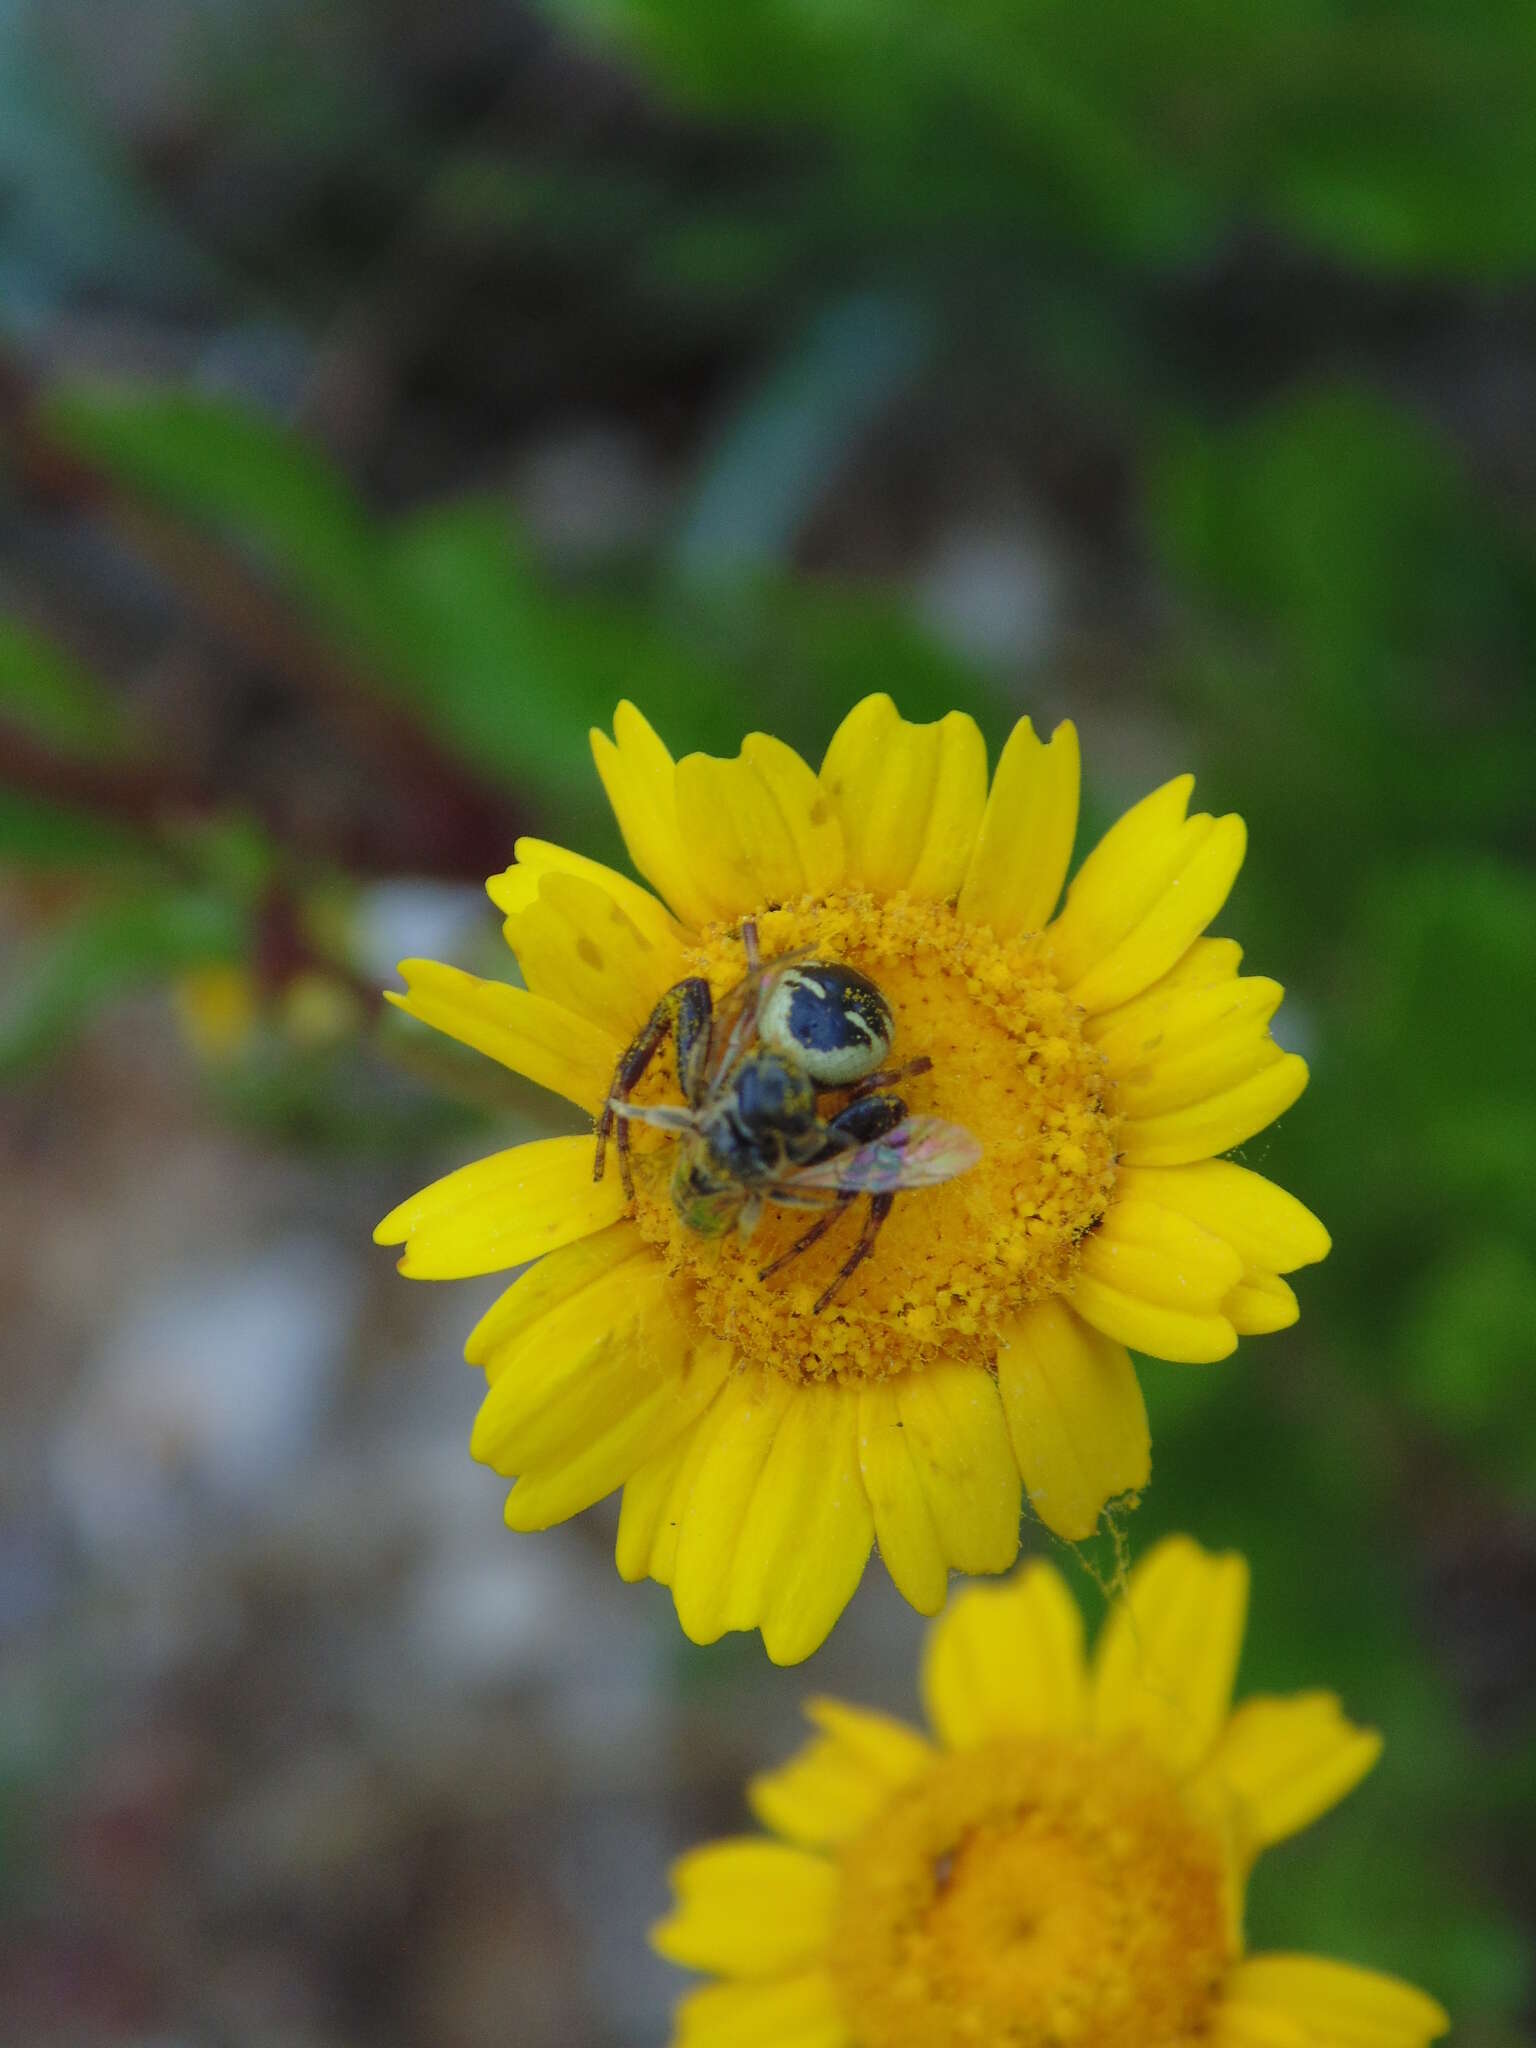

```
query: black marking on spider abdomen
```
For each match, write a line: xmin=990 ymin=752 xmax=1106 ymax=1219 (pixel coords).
xmin=762 ymin=965 xmax=894 ymax=1087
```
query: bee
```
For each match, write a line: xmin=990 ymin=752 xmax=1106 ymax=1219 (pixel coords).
xmin=593 ymin=920 xmax=981 ymax=1312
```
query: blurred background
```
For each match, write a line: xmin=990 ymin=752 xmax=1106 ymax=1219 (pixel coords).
xmin=2 ymin=2 xmax=1534 ymax=2042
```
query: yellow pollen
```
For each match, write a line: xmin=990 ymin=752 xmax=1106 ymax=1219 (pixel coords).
xmin=831 ymin=1737 xmax=1232 ymax=2048
xmin=628 ymin=889 xmax=1119 ymax=1383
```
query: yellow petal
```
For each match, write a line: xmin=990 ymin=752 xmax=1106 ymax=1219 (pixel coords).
xmin=470 ymin=1251 xmax=679 ymax=1467
xmin=1119 ymin=1053 xmax=1310 ymax=1167
xmin=465 ymin=1221 xmax=645 ymax=1378
xmin=995 ymin=1298 xmax=1150 ymax=1541
xmin=385 ymin=959 xmax=620 ymax=1113
xmin=856 ymin=1381 xmax=948 ymax=1615
xmin=1199 ymin=1692 xmax=1382 ymax=1849
xmin=729 ymin=1381 xmax=875 ymax=1666
xmin=674 ymin=733 xmax=844 ymax=914
xmin=669 ymin=1373 xmax=797 ymax=1644
xmin=749 ymin=1698 xmax=933 ymax=1848
xmin=1115 ymin=1163 xmax=1330 ymax=1274
xmin=1089 ymin=975 xmax=1286 ymax=1119
xmin=615 ymin=1424 xmax=697 ymax=1585
xmin=920 ymin=1560 xmax=1088 ymax=1748
xmin=487 ymin=835 xmax=684 ymax=954
xmin=1041 ymin=773 xmax=1195 ymax=988
xmin=857 ymin=1365 xmax=1020 ymax=1615
xmin=819 ymin=694 xmax=988 ymax=899
xmin=652 ymin=1839 xmax=838 ymax=1978
xmin=1102 ymin=932 xmax=1245 ymax=999
xmin=373 ymin=1136 xmax=624 ymax=1279
xmin=1067 ymin=812 xmax=1247 ymax=1015
xmin=672 ymin=1970 xmax=849 ymax=2048
xmin=1079 ymin=1198 xmax=1244 ymax=1312
xmin=1181 ymin=1767 xmax=1254 ymax=1956
xmin=1211 ymin=2003 xmax=1308 ymax=2048
xmin=1071 ymin=1198 xmax=1242 ymax=1362
xmin=1225 ymin=1271 xmax=1300 ymax=1334
xmin=472 ymin=1253 xmax=727 ymax=1528
xmin=1091 ymin=1534 xmax=1249 ymax=1776
xmin=1069 ymin=1273 xmax=1238 ymax=1363
xmin=500 ymin=866 xmax=688 ymax=1039
xmin=957 ymin=716 xmax=1080 ymax=936
xmin=503 ymin=1335 xmax=732 ymax=1531
xmin=1220 ymin=1958 xmax=1449 ymax=2048
xmin=591 ymin=701 xmax=719 ymax=928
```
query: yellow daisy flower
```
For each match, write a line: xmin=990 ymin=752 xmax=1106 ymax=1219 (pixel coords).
xmin=653 ymin=1536 xmax=1449 ymax=2048
xmin=376 ymin=697 xmax=1328 ymax=1662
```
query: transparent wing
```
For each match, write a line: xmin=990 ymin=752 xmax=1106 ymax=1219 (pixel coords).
xmin=779 ymin=1115 xmax=983 ymax=1196
xmin=704 ymin=941 xmax=818 ymax=1093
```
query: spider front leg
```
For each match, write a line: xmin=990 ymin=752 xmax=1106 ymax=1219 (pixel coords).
xmin=594 ymin=975 xmax=712 ymax=1198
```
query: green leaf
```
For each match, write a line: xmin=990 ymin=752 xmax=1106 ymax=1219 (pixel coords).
xmin=1150 ymin=387 xmax=1500 ymax=671
xmin=0 ymin=890 xmax=245 ymax=1076
xmin=40 ymin=388 xmax=734 ymax=822
xmin=43 ymin=386 xmax=399 ymax=667
xmin=0 ymin=790 xmax=156 ymax=872
xmin=1402 ymin=1239 xmax=1536 ymax=1491
xmin=538 ymin=0 xmax=1536 ymax=275
xmin=383 ymin=502 xmax=736 ymax=825
xmin=0 ymin=616 xmax=136 ymax=760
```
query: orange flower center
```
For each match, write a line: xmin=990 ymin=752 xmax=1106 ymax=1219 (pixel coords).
xmin=831 ymin=1736 xmax=1232 ymax=2048
xmin=628 ymin=889 xmax=1118 ymax=1382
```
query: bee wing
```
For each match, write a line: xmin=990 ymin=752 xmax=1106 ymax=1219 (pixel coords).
xmin=781 ymin=1116 xmax=983 ymax=1196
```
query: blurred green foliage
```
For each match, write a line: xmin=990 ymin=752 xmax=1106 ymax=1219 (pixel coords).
xmin=546 ymin=0 xmax=1536 ymax=275
xmin=3 ymin=1 xmax=1535 ymax=2038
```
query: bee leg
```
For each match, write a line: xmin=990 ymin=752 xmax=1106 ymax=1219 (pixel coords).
xmin=757 ymin=1194 xmax=855 ymax=1282
xmin=814 ymin=1193 xmax=897 ymax=1314
xmin=595 ymin=976 xmax=713 ymax=1196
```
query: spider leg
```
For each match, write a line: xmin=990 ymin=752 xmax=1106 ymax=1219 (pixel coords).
xmin=814 ymin=1193 xmax=897 ymax=1314
xmin=819 ymin=1090 xmax=907 ymax=1153
xmin=760 ymin=1091 xmax=909 ymax=1300
xmin=594 ymin=975 xmax=712 ymax=1197
xmin=842 ymin=1054 xmax=932 ymax=1104
xmin=757 ymin=1193 xmax=855 ymax=1281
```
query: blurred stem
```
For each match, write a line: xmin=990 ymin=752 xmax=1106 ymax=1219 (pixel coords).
xmin=0 ymin=715 xmax=214 ymax=837
xmin=0 ymin=348 xmax=529 ymax=879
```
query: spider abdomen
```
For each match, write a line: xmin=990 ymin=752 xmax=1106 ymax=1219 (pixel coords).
xmin=756 ymin=965 xmax=894 ymax=1088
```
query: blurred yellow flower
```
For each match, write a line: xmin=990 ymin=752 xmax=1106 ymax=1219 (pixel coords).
xmin=376 ymin=697 xmax=1327 ymax=1660
xmin=174 ymin=962 xmax=259 ymax=1060
xmin=654 ymin=1536 xmax=1448 ymax=2048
